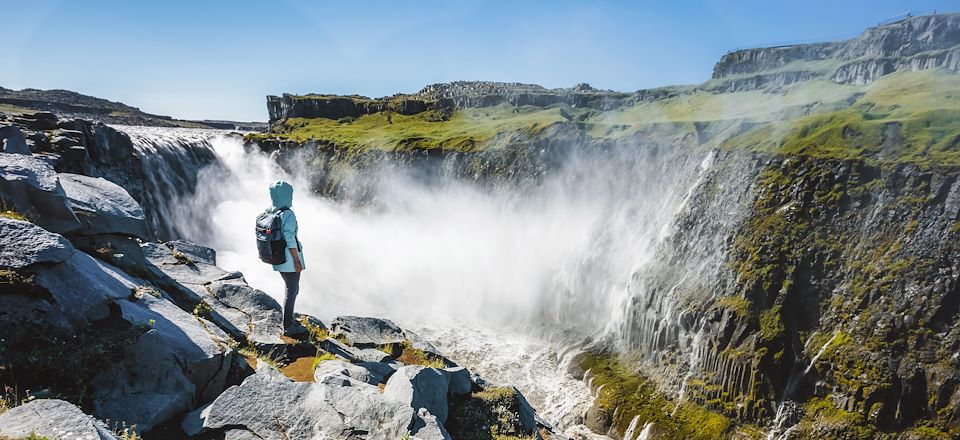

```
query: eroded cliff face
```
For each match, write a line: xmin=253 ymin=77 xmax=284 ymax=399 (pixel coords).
xmin=602 ymin=150 xmax=960 ymax=437
xmin=713 ymin=13 xmax=960 ymax=88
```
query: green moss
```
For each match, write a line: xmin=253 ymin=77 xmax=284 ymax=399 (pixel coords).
xmin=192 ymin=301 xmax=212 ymax=319
xmin=577 ymin=352 xmax=731 ymax=439
xmin=759 ymin=306 xmax=785 ymax=342
xmin=447 ymin=386 xmax=538 ymax=440
xmin=712 ymin=295 xmax=754 ymax=319
xmin=797 ymin=397 xmax=876 ymax=440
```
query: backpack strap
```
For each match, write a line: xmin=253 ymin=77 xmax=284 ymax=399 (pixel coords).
xmin=274 ymin=208 xmax=301 ymax=252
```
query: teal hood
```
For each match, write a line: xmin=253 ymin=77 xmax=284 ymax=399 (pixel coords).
xmin=269 ymin=180 xmax=294 ymax=210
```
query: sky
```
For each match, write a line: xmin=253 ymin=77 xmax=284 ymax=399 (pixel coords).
xmin=1 ymin=1 xmax=957 ymax=122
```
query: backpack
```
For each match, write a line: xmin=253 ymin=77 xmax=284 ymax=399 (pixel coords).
xmin=256 ymin=208 xmax=289 ymax=265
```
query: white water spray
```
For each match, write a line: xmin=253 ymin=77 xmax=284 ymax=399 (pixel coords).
xmin=116 ymin=126 xmax=708 ymax=436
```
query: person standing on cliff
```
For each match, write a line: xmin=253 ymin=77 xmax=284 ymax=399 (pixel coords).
xmin=267 ymin=180 xmax=307 ymax=337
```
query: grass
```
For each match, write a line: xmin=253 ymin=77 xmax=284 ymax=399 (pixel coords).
xmin=380 ymin=340 xmax=447 ymax=369
xmin=279 ymin=355 xmax=322 ymax=382
xmin=721 ymin=69 xmax=960 ymax=165
xmin=301 ymin=317 xmax=350 ymax=345
xmin=250 ymin=68 xmax=959 ymax=167
xmin=0 ymin=211 xmax=27 ymax=222
xmin=248 ymin=104 xmax=566 ymax=152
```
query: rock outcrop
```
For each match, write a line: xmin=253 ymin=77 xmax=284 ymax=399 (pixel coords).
xmin=713 ymin=13 xmax=960 ymax=86
xmin=187 ymin=316 xmax=559 ymax=440
xmin=0 ymin=399 xmax=119 ymax=440
xmin=59 ymin=173 xmax=150 ymax=238
xmin=0 ymin=152 xmax=81 ymax=234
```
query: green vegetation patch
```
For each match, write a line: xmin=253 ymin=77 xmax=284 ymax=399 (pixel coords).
xmin=0 ymin=318 xmax=147 ymax=406
xmin=446 ymin=386 xmax=538 ymax=440
xmin=577 ymin=352 xmax=732 ymax=439
xmin=722 ymin=69 xmax=960 ymax=166
xmin=248 ymin=104 xmax=567 ymax=152
xmin=381 ymin=340 xmax=447 ymax=369
xmin=0 ymin=210 xmax=28 ymax=222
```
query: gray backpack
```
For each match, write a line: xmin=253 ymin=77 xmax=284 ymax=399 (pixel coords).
xmin=255 ymin=208 xmax=289 ymax=264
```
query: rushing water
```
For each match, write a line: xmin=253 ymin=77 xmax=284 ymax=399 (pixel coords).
xmin=116 ymin=125 xmax=710 ymax=438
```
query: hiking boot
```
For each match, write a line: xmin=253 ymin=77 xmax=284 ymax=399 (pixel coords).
xmin=283 ymin=322 xmax=308 ymax=337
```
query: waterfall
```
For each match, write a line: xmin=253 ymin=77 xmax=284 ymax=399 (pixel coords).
xmin=112 ymin=126 xmax=717 ymax=439
xmin=118 ymin=126 xmax=225 ymax=240
xmin=116 ymin=126 xmax=708 ymax=333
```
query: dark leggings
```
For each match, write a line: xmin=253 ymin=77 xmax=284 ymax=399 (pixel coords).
xmin=280 ymin=271 xmax=300 ymax=329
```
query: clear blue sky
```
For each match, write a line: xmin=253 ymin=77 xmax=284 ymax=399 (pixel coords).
xmin=2 ymin=1 xmax=956 ymax=121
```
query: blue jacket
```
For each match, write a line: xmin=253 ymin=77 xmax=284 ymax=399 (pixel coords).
xmin=268 ymin=181 xmax=305 ymax=272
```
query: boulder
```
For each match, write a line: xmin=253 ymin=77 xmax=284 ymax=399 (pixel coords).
xmin=0 ymin=124 xmax=30 ymax=154
xmin=383 ymin=365 xmax=451 ymax=423
xmin=0 ymin=231 xmax=233 ymax=432
xmin=26 ymin=130 xmax=49 ymax=152
xmin=351 ymin=347 xmax=394 ymax=363
xmin=89 ymin=291 xmax=233 ymax=432
xmin=411 ymin=408 xmax=453 ymax=440
xmin=141 ymin=240 xmax=287 ymax=346
xmin=166 ymin=239 xmax=217 ymax=265
xmin=13 ymin=112 xmax=58 ymax=130
xmin=204 ymin=277 xmax=286 ymax=346
xmin=59 ymin=173 xmax=150 ymax=238
xmin=0 ymin=217 xmax=74 ymax=269
xmin=445 ymin=366 xmax=473 ymax=396
xmin=331 ymin=315 xmax=408 ymax=346
xmin=0 ymin=399 xmax=118 ymax=440
xmin=189 ymin=364 xmax=415 ymax=440
xmin=0 ymin=152 xmax=81 ymax=234
xmin=314 ymin=359 xmax=395 ymax=385
xmin=51 ymin=134 xmax=82 ymax=149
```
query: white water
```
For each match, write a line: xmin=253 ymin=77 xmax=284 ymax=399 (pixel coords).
xmin=118 ymin=126 xmax=706 ymax=437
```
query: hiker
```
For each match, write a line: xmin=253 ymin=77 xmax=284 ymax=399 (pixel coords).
xmin=256 ymin=180 xmax=307 ymax=336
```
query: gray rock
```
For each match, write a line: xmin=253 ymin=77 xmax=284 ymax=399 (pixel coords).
xmin=204 ymin=277 xmax=285 ymax=346
xmin=14 ymin=112 xmax=58 ymax=130
xmin=195 ymin=364 xmax=415 ymax=440
xmin=3 ymin=244 xmax=233 ymax=432
xmin=314 ymin=359 xmax=395 ymax=385
xmin=0 ymin=217 xmax=74 ymax=268
xmin=0 ymin=399 xmax=118 ymax=440
xmin=383 ymin=365 xmax=451 ymax=423
xmin=512 ymin=385 xmax=539 ymax=433
xmin=89 ymin=292 xmax=232 ymax=432
xmin=411 ymin=408 xmax=453 ymax=440
xmin=405 ymin=328 xmax=445 ymax=357
xmin=0 ymin=125 xmax=30 ymax=154
xmin=357 ymin=361 xmax=399 ymax=384
xmin=51 ymin=135 xmax=81 ymax=149
xmin=141 ymin=241 xmax=231 ymax=284
xmin=351 ymin=347 xmax=394 ymax=363
xmin=331 ymin=315 xmax=408 ymax=346
xmin=141 ymin=240 xmax=286 ymax=346
xmin=445 ymin=366 xmax=473 ymax=396
xmin=0 ymin=152 xmax=81 ymax=234
xmin=181 ymin=402 xmax=212 ymax=436
xmin=59 ymin=173 xmax=149 ymax=238
xmin=167 ymin=239 xmax=217 ymax=265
